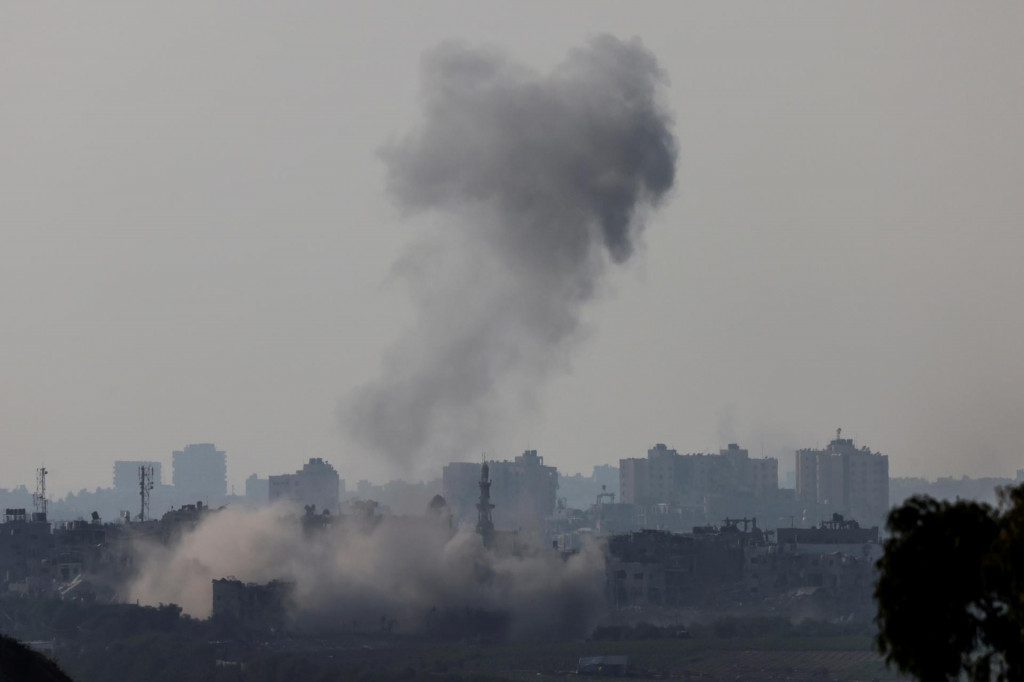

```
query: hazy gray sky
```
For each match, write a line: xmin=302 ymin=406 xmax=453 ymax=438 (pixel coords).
xmin=3 ymin=2 xmax=1023 ymax=495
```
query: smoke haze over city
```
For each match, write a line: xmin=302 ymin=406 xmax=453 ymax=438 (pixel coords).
xmin=3 ymin=6 xmax=1024 ymax=682
xmin=2 ymin=2 xmax=1023 ymax=498
xmin=128 ymin=504 xmax=605 ymax=639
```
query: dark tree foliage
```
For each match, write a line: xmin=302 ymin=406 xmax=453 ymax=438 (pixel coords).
xmin=876 ymin=486 xmax=1024 ymax=682
xmin=0 ymin=634 xmax=75 ymax=682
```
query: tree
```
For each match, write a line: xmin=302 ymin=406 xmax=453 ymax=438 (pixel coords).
xmin=0 ymin=635 xmax=75 ymax=682
xmin=875 ymin=486 xmax=1024 ymax=682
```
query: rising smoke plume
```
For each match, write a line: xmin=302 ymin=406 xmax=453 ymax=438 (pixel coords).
xmin=128 ymin=505 xmax=606 ymax=640
xmin=346 ymin=36 xmax=677 ymax=467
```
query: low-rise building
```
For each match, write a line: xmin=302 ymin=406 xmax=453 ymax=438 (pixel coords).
xmin=605 ymin=526 xmax=763 ymax=608
xmin=0 ymin=509 xmax=53 ymax=587
xmin=212 ymin=578 xmax=292 ymax=629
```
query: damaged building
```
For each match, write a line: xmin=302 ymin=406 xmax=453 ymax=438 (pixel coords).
xmin=605 ymin=521 xmax=767 ymax=608
xmin=747 ymin=513 xmax=881 ymax=599
xmin=212 ymin=578 xmax=293 ymax=630
xmin=605 ymin=513 xmax=880 ymax=617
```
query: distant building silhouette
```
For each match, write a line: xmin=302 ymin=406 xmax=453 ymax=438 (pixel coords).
xmin=443 ymin=450 xmax=558 ymax=530
xmin=268 ymin=458 xmax=340 ymax=513
xmin=619 ymin=443 xmax=778 ymax=506
xmin=558 ymin=464 xmax=620 ymax=510
xmin=113 ymin=461 xmax=162 ymax=492
xmin=244 ymin=474 xmax=269 ymax=506
xmin=172 ymin=443 xmax=227 ymax=502
xmin=795 ymin=429 xmax=889 ymax=525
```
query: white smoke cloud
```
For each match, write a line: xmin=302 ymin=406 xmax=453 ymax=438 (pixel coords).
xmin=127 ymin=504 xmax=606 ymax=640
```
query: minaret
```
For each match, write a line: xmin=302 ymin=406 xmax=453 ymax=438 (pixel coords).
xmin=476 ymin=461 xmax=495 ymax=548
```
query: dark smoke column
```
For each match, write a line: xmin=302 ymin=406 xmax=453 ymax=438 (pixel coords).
xmin=347 ymin=36 xmax=677 ymax=469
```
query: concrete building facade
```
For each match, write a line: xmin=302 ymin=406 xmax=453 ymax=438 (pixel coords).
xmin=619 ymin=443 xmax=779 ymax=506
xmin=0 ymin=509 xmax=53 ymax=588
xmin=794 ymin=430 xmax=889 ymax=525
xmin=212 ymin=578 xmax=292 ymax=629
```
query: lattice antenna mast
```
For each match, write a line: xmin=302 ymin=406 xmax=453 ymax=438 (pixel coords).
xmin=139 ymin=465 xmax=154 ymax=522
xmin=33 ymin=467 xmax=48 ymax=518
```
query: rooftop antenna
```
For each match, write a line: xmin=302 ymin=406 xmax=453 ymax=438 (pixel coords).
xmin=33 ymin=466 xmax=48 ymax=519
xmin=836 ymin=427 xmax=842 ymax=440
xmin=139 ymin=464 xmax=154 ymax=522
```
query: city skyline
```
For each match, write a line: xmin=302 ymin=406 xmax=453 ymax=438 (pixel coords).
xmin=5 ymin=426 xmax=1019 ymax=510
xmin=3 ymin=5 xmax=1020 ymax=681
xmin=4 ymin=3 xmax=1023 ymax=495
xmin=0 ymin=420 xmax=996 ymax=499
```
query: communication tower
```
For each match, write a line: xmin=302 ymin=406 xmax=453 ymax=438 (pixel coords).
xmin=139 ymin=465 xmax=154 ymax=522
xmin=33 ymin=467 xmax=48 ymax=520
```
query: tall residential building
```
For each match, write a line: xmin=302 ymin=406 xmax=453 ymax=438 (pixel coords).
xmin=172 ymin=443 xmax=227 ymax=502
xmin=619 ymin=456 xmax=651 ymax=505
xmin=619 ymin=443 xmax=778 ymax=505
xmin=795 ymin=430 xmax=889 ymax=525
xmin=443 ymin=450 xmax=558 ymax=530
xmin=244 ymin=474 xmax=269 ymax=505
xmin=113 ymin=461 xmax=163 ymax=492
xmin=268 ymin=458 xmax=340 ymax=513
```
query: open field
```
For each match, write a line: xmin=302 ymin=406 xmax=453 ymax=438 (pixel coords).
xmin=253 ymin=634 xmax=900 ymax=681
